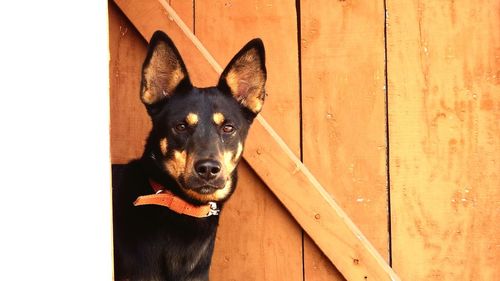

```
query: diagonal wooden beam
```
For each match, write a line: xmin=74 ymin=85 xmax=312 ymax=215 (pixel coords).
xmin=113 ymin=0 xmax=401 ymax=280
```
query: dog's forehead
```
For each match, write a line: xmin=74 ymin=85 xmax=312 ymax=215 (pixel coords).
xmin=167 ymin=87 xmax=243 ymax=122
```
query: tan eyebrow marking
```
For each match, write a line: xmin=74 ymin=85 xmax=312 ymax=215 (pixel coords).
xmin=186 ymin=113 xmax=199 ymax=126
xmin=213 ymin=112 xmax=225 ymax=125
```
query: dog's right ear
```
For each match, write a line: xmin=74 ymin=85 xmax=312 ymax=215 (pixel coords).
xmin=140 ymin=31 xmax=191 ymax=109
xmin=217 ymin=39 xmax=266 ymax=116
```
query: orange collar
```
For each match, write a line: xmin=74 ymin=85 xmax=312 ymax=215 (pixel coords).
xmin=133 ymin=179 xmax=220 ymax=218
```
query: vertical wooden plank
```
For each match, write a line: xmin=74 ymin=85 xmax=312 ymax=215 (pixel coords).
xmin=301 ymin=1 xmax=388 ymax=280
xmin=213 ymin=161 xmax=304 ymax=280
xmin=169 ymin=0 xmax=194 ymax=30
xmin=387 ymin=0 xmax=500 ymax=280
xmin=194 ymin=1 xmax=303 ymax=280
xmin=109 ymin=1 xmax=149 ymax=164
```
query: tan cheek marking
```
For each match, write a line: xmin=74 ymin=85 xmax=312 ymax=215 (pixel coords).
xmin=213 ymin=112 xmax=225 ymax=125
xmin=214 ymin=178 xmax=233 ymax=200
xmin=223 ymin=151 xmax=236 ymax=174
xmin=186 ymin=113 xmax=199 ymax=126
xmin=234 ymin=142 xmax=243 ymax=160
xmin=159 ymin=138 xmax=168 ymax=155
xmin=164 ymin=150 xmax=186 ymax=179
xmin=222 ymin=142 xmax=243 ymax=175
xmin=184 ymin=151 xmax=196 ymax=178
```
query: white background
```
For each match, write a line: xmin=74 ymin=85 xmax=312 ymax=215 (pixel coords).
xmin=0 ymin=1 xmax=112 ymax=279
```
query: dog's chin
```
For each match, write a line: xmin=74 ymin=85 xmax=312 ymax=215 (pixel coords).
xmin=189 ymin=185 xmax=220 ymax=195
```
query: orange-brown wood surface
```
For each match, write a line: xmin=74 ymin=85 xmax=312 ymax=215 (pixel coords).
xmin=109 ymin=2 xmax=149 ymax=163
xmin=387 ymin=0 xmax=500 ymax=280
xmin=301 ymin=1 xmax=388 ymax=280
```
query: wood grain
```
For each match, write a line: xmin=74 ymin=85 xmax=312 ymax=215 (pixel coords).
xmin=387 ymin=0 xmax=500 ymax=280
xmin=213 ymin=161 xmax=303 ymax=281
xmin=300 ymin=1 xmax=389 ymax=280
xmin=109 ymin=2 xmax=149 ymax=164
xmin=193 ymin=1 xmax=303 ymax=280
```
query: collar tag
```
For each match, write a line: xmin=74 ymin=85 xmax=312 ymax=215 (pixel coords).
xmin=207 ymin=202 xmax=220 ymax=216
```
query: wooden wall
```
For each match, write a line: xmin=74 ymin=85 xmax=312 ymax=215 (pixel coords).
xmin=109 ymin=0 xmax=499 ymax=280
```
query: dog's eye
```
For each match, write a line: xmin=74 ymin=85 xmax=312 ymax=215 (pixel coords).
xmin=222 ymin=124 xmax=235 ymax=134
xmin=174 ymin=123 xmax=187 ymax=132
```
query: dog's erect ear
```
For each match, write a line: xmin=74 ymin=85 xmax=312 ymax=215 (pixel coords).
xmin=218 ymin=39 xmax=266 ymax=114
xmin=141 ymin=31 xmax=190 ymax=107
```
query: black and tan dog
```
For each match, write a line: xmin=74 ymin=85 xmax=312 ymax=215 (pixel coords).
xmin=113 ymin=31 xmax=266 ymax=281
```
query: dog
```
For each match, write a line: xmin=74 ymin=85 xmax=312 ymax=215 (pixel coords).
xmin=113 ymin=30 xmax=266 ymax=281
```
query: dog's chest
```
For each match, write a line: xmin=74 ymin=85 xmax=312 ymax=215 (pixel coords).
xmin=164 ymin=234 xmax=212 ymax=272
xmin=152 ymin=215 xmax=217 ymax=280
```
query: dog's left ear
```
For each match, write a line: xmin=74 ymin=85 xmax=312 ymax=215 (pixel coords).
xmin=218 ymin=39 xmax=267 ymax=115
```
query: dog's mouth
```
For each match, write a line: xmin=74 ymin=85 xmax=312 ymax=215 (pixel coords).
xmin=177 ymin=175 xmax=233 ymax=203
xmin=180 ymin=176 xmax=227 ymax=194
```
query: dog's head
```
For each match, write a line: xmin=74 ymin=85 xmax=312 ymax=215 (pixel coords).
xmin=141 ymin=31 xmax=266 ymax=204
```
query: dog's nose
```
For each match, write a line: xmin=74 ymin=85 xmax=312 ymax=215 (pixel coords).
xmin=194 ymin=159 xmax=222 ymax=180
